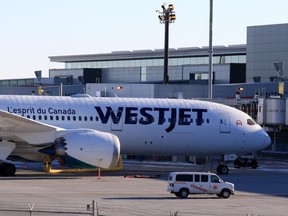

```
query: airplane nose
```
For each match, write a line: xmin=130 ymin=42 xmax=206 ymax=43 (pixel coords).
xmin=260 ymin=130 xmax=271 ymax=149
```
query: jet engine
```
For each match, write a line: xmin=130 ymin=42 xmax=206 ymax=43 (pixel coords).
xmin=39 ymin=129 xmax=120 ymax=169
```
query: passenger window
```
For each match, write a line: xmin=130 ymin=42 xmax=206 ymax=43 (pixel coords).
xmin=38 ymin=115 xmax=42 ymax=120
xmin=50 ymin=116 xmax=53 ymax=121
xmin=61 ymin=116 xmax=65 ymax=121
xmin=67 ymin=116 xmax=70 ymax=121
xmin=176 ymin=174 xmax=193 ymax=182
xmin=168 ymin=118 xmax=177 ymax=123
xmin=79 ymin=116 xmax=82 ymax=121
xmin=84 ymin=116 xmax=87 ymax=121
xmin=44 ymin=116 xmax=47 ymax=120
xmin=201 ymin=175 xmax=208 ymax=182
xmin=139 ymin=118 xmax=153 ymax=124
xmin=73 ymin=116 xmax=76 ymax=121
xmin=196 ymin=119 xmax=204 ymax=125
xmin=56 ymin=116 xmax=59 ymax=121
xmin=90 ymin=116 xmax=93 ymax=121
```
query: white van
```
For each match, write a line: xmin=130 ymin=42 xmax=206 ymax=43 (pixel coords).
xmin=167 ymin=172 xmax=234 ymax=198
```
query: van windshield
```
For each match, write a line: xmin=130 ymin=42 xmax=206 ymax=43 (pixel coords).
xmin=211 ymin=175 xmax=222 ymax=183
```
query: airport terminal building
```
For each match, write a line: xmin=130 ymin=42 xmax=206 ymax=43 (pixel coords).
xmin=49 ymin=45 xmax=246 ymax=85
xmin=48 ymin=23 xmax=288 ymax=86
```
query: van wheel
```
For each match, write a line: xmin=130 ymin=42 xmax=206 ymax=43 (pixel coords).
xmin=220 ymin=189 xmax=231 ymax=199
xmin=179 ymin=189 xmax=189 ymax=198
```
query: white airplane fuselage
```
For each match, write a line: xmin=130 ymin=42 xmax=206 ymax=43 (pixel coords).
xmin=0 ymin=95 xmax=270 ymax=159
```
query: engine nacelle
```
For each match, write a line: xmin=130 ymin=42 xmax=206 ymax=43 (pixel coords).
xmin=40 ymin=129 xmax=120 ymax=169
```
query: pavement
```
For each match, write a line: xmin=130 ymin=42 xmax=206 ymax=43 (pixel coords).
xmin=0 ymin=158 xmax=287 ymax=216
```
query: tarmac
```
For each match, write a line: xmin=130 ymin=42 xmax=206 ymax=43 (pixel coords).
xmin=0 ymin=158 xmax=287 ymax=216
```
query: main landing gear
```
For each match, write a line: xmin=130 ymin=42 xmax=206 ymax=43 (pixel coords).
xmin=216 ymin=164 xmax=229 ymax=175
xmin=0 ymin=162 xmax=16 ymax=176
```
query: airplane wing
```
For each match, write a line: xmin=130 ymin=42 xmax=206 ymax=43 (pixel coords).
xmin=0 ymin=110 xmax=61 ymax=160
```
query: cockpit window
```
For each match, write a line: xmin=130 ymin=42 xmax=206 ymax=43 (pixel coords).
xmin=247 ymin=118 xmax=256 ymax=125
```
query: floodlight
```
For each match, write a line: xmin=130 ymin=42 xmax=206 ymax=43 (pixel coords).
xmin=168 ymin=4 xmax=174 ymax=11
xmin=170 ymin=13 xmax=176 ymax=21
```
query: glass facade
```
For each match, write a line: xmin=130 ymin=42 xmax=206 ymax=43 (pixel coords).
xmin=66 ymin=55 xmax=246 ymax=69
xmin=63 ymin=54 xmax=246 ymax=83
xmin=0 ymin=79 xmax=34 ymax=87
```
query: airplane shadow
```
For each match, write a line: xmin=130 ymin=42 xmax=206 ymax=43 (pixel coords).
xmin=0 ymin=173 xmax=81 ymax=180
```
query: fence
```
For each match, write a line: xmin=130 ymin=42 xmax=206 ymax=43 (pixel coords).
xmin=0 ymin=200 xmax=184 ymax=216
xmin=0 ymin=200 xmax=255 ymax=216
xmin=0 ymin=201 xmax=94 ymax=216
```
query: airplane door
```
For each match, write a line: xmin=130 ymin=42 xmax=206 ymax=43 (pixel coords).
xmin=219 ymin=113 xmax=231 ymax=133
xmin=111 ymin=110 xmax=123 ymax=131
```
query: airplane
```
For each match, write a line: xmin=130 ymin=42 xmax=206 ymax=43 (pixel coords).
xmin=0 ymin=94 xmax=271 ymax=176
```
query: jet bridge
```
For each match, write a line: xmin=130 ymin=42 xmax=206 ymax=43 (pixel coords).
xmin=256 ymin=97 xmax=287 ymax=152
xmin=257 ymin=97 xmax=286 ymax=126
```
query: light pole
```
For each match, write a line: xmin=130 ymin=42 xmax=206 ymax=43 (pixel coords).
xmin=158 ymin=4 xmax=176 ymax=84
xmin=208 ymin=0 xmax=213 ymax=99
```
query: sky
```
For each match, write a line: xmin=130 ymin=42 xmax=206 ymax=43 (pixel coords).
xmin=1 ymin=0 xmax=288 ymax=79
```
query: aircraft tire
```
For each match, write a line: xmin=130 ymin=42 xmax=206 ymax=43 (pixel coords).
xmin=217 ymin=165 xmax=229 ymax=175
xmin=250 ymin=160 xmax=258 ymax=169
xmin=0 ymin=162 xmax=16 ymax=176
xmin=234 ymin=159 xmax=241 ymax=169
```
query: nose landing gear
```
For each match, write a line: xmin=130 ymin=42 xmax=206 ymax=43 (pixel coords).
xmin=216 ymin=154 xmax=259 ymax=175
